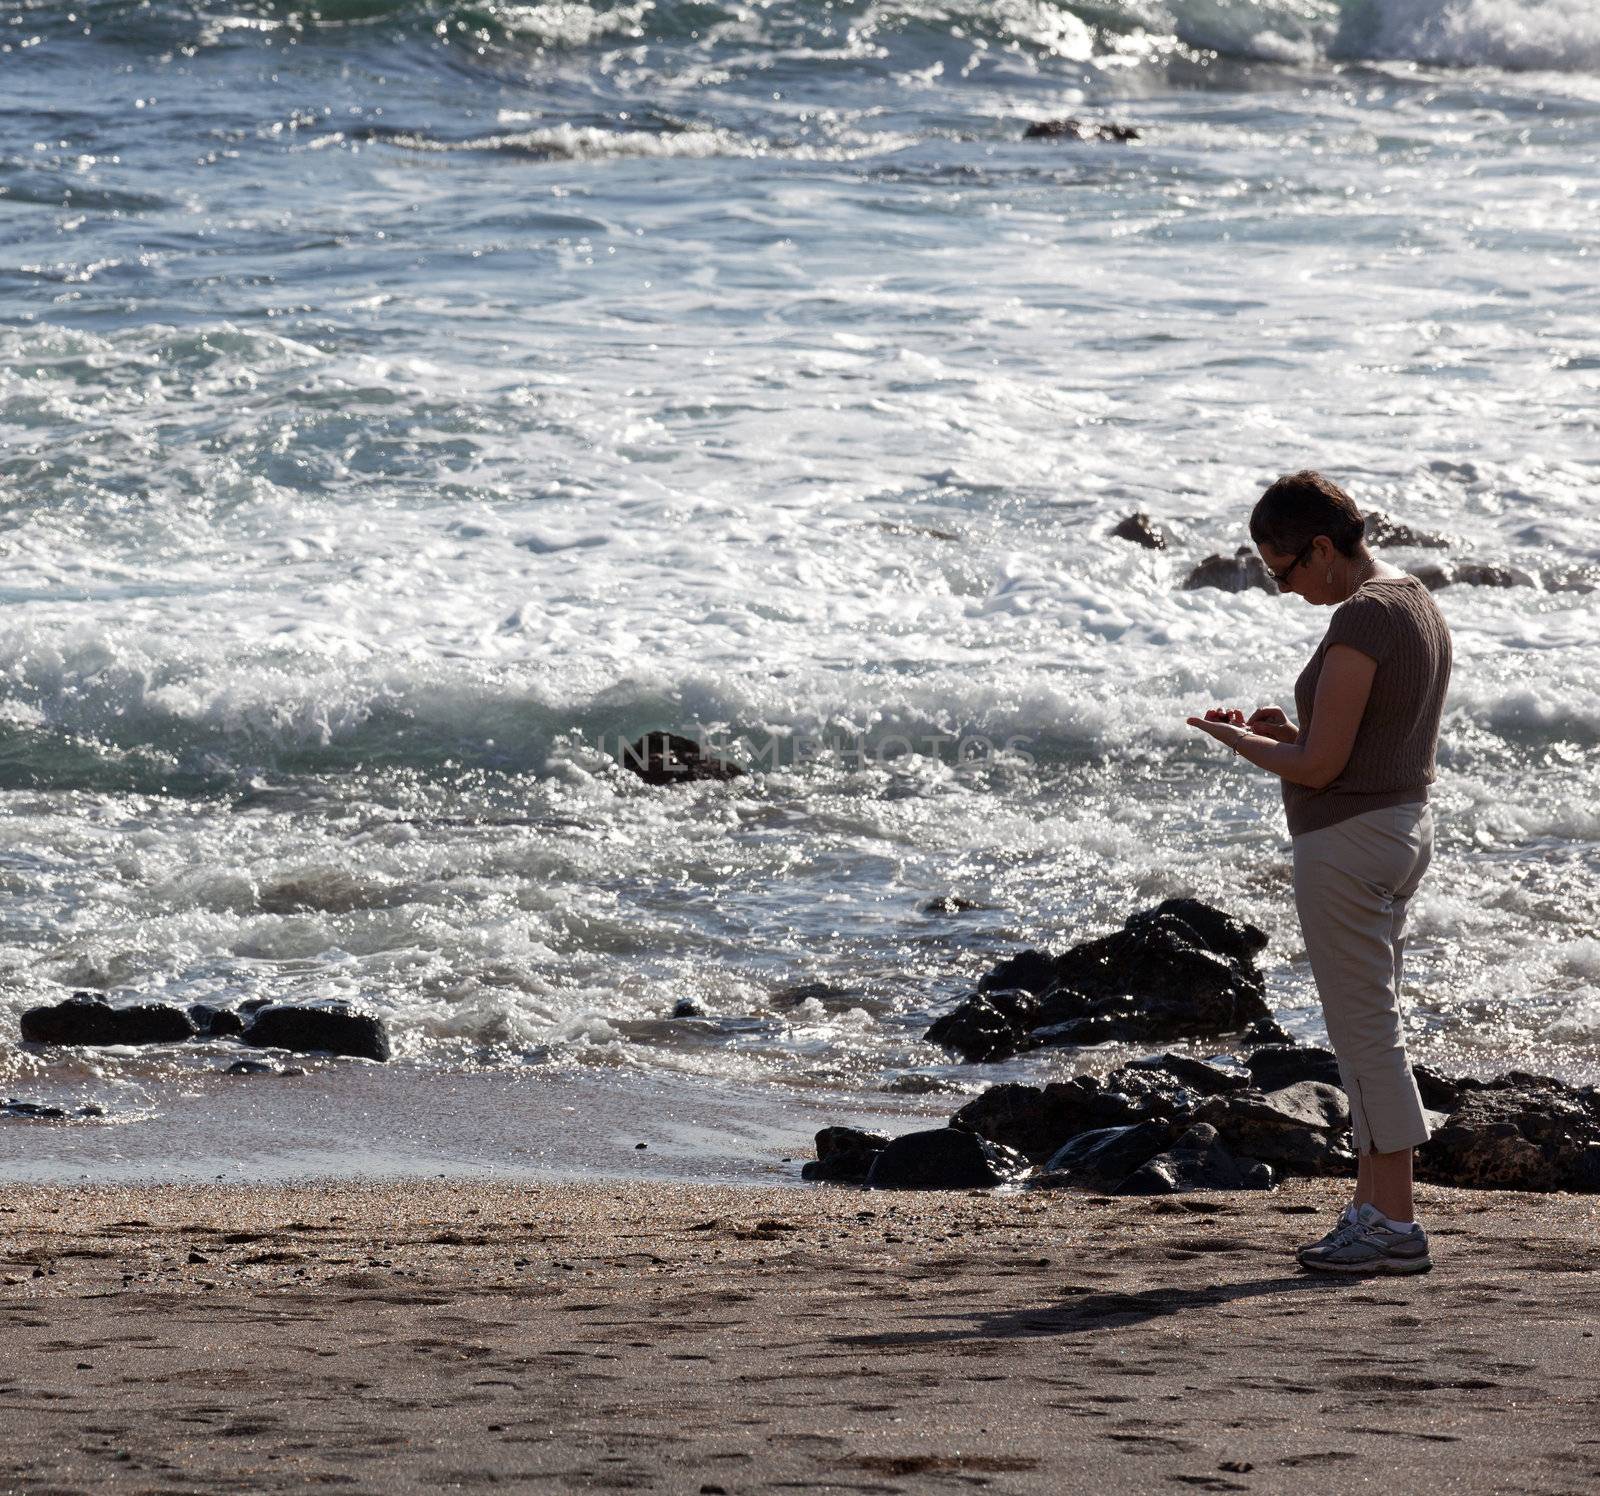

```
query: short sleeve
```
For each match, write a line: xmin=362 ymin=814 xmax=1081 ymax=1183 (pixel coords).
xmin=1324 ymin=594 xmax=1393 ymax=665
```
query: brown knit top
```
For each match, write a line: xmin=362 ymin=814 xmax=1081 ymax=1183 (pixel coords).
xmin=1283 ymin=574 xmax=1453 ymax=838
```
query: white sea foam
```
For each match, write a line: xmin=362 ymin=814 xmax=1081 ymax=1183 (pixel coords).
xmin=1339 ymin=0 xmax=1600 ymax=72
xmin=384 ymin=123 xmax=768 ymax=162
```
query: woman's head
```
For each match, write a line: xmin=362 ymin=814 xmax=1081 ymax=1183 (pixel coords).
xmin=1250 ymin=470 xmax=1365 ymax=557
xmin=1250 ymin=470 xmax=1369 ymax=599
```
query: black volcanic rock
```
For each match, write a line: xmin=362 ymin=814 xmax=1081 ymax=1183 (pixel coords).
xmin=1408 ymin=561 xmax=1536 ymax=591
xmin=1243 ymin=1044 xmax=1342 ymax=1091
xmin=1183 ymin=548 xmax=1274 ymax=594
xmin=802 ymin=1126 xmax=889 ymax=1184
xmin=1036 ymin=916 xmax=1270 ymax=1046
xmin=1125 ymin=899 xmax=1268 ymax=967
xmin=1124 ymin=1052 xmax=1251 ymax=1096
xmin=1110 ymin=512 xmax=1167 ymax=550
xmin=1241 ymin=1015 xmax=1295 ymax=1047
xmin=927 ymin=899 xmax=1271 ymax=1061
xmin=241 ymin=1003 xmax=390 ymax=1062
xmin=864 ymin=1127 xmax=1029 ymax=1190
xmin=1412 ymin=1062 xmax=1461 ymax=1113
xmin=950 ymin=1080 xmax=1116 ymax=1162
xmin=1041 ymin=1120 xmax=1177 ymax=1187
xmin=189 ymin=1003 xmax=246 ymax=1038
xmin=1419 ymin=1075 xmax=1600 ymax=1191
xmin=1023 ymin=118 xmax=1139 ymax=143
xmin=951 ymin=1071 xmax=1199 ymax=1163
xmin=1195 ymin=1082 xmax=1353 ymax=1176
xmin=1365 ymin=512 xmax=1450 ymax=549
xmin=977 ymin=949 xmax=1057 ymax=997
xmin=20 ymin=994 xmax=196 ymax=1047
xmin=924 ymin=988 xmax=1041 ymax=1063
xmin=620 ymin=732 xmax=744 ymax=787
xmin=1116 ymin=1123 xmax=1274 ymax=1195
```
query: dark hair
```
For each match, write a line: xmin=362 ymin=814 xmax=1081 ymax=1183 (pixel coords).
xmin=1249 ymin=470 xmax=1366 ymax=559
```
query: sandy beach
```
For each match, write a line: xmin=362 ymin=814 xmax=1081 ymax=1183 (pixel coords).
xmin=2 ymin=1177 xmax=1597 ymax=1494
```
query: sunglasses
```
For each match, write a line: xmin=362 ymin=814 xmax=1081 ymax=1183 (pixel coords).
xmin=1268 ymin=540 xmax=1316 ymax=590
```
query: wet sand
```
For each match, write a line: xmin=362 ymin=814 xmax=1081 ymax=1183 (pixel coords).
xmin=2 ymin=1177 xmax=1598 ymax=1494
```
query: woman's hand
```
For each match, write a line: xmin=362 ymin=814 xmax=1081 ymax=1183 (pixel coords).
xmin=1246 ymin=705 xmax=1298 ymax=744
xmin=1186 ymin=715 xmax=1248 ymax=749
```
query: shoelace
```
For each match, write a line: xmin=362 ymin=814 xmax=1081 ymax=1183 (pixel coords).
xmin=1305 ymin=1215 xmax=1368 ymax=1252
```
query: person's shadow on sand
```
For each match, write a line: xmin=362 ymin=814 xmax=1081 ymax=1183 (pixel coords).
xmin=833 ymin=1274 xmax=1358 ymax=1347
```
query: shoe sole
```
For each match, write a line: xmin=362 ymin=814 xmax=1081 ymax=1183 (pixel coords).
xmin=1297 ymin=1253 xmax=1432 ymax=1276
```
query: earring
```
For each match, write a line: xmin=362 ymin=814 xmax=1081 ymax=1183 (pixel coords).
xmin=1326 ymin=569 xmax=1333 ymax=583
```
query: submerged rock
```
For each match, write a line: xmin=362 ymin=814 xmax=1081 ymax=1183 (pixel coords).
xmin=1110 ymin=512 xmax=1167 ymax=550
xmin=1408 ymin=560 xmax=1536 ymax=590
xmin=241 ymin=1003 xmax=390 ymax=1062
xmin=20 ymin=994 xmax=196 ymax=1048
xmin=620 ymin=732 xmax=744 ymax=787
xmin=1183 ymin=548 xmax=1275 ymax=594
xmin=1543 ymin=564 xmax=1600 ymax=595
xmin=1023 ymin=118 xmax=1139 ymax=143
xmin=3 ymin=1099 xmax=68 ymax=1119
xmin=865 ymin=1127 xmax=1029 ymax=1190
xmin=919 ymin=894 xmax=985 ymax=915
xmin=3 ymin=1098 xmax=105 ymax=1120
xmin=1364 ymin=512 xmax=1450 ymax=549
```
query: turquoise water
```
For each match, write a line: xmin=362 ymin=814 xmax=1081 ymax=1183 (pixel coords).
xmin=3 ymin=1 xmax=1599 ymax=1164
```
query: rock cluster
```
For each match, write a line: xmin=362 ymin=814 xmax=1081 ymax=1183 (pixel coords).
xmin=17 ymin=992 xmax=390 ymax=1064
xmin=925 ymin=898 xmax=1270 ymax=1063
xmin=1114 ymin=508 xmax=1564 ymax=600
xmin=806 ymin=1054 xmax=1600 ymax=1196
xmin=806 ymin=901 xmax=1600 ymax=1195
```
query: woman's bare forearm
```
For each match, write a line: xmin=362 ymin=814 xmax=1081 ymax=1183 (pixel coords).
xmin=1231 ymin=734 xmax=1334 ymax=788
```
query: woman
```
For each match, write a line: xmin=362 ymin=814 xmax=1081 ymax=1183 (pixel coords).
xmin=1188 ymin=470 xmax=1452 ymax=1275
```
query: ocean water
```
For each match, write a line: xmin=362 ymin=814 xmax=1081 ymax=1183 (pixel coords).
xmin=2 ymin=0 xmax=1598 ymax=1178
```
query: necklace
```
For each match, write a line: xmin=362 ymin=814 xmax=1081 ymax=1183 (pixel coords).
xmin=1343 ymin=555 xmax=1380 ymax=598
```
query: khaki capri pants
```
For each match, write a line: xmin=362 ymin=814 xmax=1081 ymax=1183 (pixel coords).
xmin=1292 ymin=801 xmax=1433 ymax=1155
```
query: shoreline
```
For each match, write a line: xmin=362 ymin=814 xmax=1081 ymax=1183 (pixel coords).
xmin=0 ymin=1063 xmax=954 ymax=1187
xmin=3 ymin=1177 xmax=1597 ymax=1493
